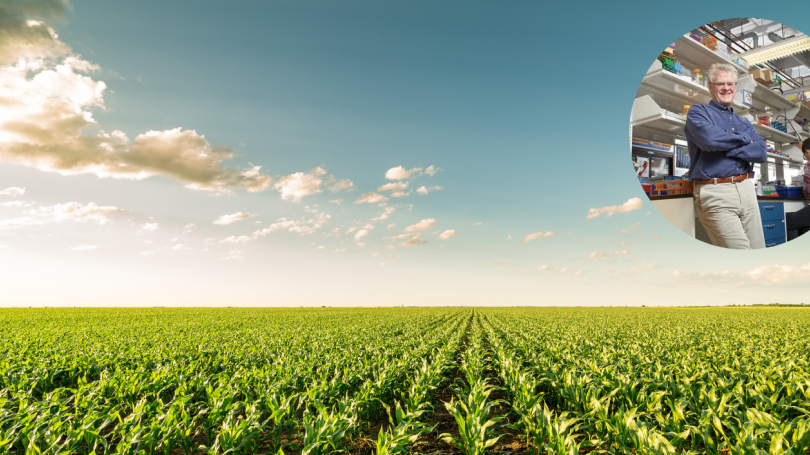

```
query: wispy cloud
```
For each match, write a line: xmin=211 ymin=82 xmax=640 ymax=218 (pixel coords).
xmin=213 ymin=212 xmax=256 ymax=225
xmin=522 ymin=231 xmax=554 ymax=242
xmin=404 ymin=219 xmax=435 ymax=232
xmin=587 ymin=197 xmax=643 ymax=219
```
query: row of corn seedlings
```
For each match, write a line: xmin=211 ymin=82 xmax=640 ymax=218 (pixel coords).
xmin=439 ymin=310 xmax=505 ymax=455
xmin=480 ymin=308 xmax=810 ymax=455
xmin=373 ymin=312 xmax=469 ymax=454
xmin=0 ymin=308 xmax=467 ymax=454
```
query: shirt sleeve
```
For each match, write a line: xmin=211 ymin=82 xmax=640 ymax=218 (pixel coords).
xmin=725 ymin=119 xmax=766 ymax=163
xmin=684 ymin=105 xmax=750 ymax=151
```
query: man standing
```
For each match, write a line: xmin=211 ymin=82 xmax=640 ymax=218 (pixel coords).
xmin=684 ymin=62 xmax=767 ymax=249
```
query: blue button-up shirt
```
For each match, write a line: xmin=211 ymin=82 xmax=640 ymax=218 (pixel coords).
xmin=684 ymin=100 xmax=767 ymax=180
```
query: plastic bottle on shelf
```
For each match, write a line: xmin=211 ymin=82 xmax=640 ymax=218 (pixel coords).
xmin=683 ymin=105 xmax=690 ymax=118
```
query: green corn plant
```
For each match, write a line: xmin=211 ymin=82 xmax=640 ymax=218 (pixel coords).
xmin=300 ymin=398 xmax=357 ymax=455
xmin=535 ymin=403 xmax=581 ymax=455
xmin=439 ymin=380 xmax=505 ymax=455
xmin=373 ymin=402 xmax=433 ymax=455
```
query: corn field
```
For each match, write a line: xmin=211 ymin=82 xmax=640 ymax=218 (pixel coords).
xmin=2 ymin=307 xmax=809 ymax=454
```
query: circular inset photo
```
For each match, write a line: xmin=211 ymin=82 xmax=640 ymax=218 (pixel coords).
xmin=631 ymin=18 xmax=810 ymax=249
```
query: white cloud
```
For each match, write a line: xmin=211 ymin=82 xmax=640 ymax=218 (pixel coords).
xmin=614 ymin=250 xmax=629 ymax=256
xmin=172 ymin=244 xmax=190 ymax=251
xmin=438 ymin=229 xmax=456 ymax=239
xmin=329 ymin=199 xmax=343 ymax=204
xmin=220 ymin=211 xmax=330 ymax=243
xmin=372 ymin=206 xmax=396 ymax=221
xmin=378 ymin=182 xmax=408 ymax=192
xmin=620 ymin=241 xmax=633 ymax=245
xmin=333 ymin=248 xmax=346 ymax=253
xmin=589 ymin=251 xmax=605 ymax=258
xmin=355 ymin=192 xmax=389 ymax=204
xmin=363 ymin=224 xmax=374 ymax=229
xmin=221 ymin=250 xmax=243 ymax=261
xmin=1 ymin=201 xmax=24 ymax=207
xmin=0 ymin=216 xmax=42 ymax=230
xmin=416 ymin=186 xmax=443 ymax=194
xmin=621 ymin=223 xmax=640 ymax=233
xmin=40 ymin=202 xmax=123 ymax=224
xmin=385 ymin=166 xmax=422 ymax=180
xmin=183 ymin=223 xmax=196 ymax=233
xmin=213 ymin=212 xmax=257 ymax=225
xmin=386 ymin=223 xmax=396 ymax=229
xmin=391 ymin=191 xmax=411 ymax=198
xmin=383 ymin=245 xmax=395 ymax=250
xmin=142 ymin=223 xmax=158 ymax=231
xmin=537 ymin=265 xmax=550 ymax=271
xmin=273 ymin=172 xmax=322 ymax=202
xmin=0 ymin=17 xmax=274 ymax=194
xmin=587 ymin=198 xmax=643 ymax=219
xmin=326 ymin=179 xmax=352 ymax=192
xmin=424 ymin=165 xmax=441 ymax=176
xmin=354 ymin=229 xmax=369 ymax=241
xmin=474 ymin=222 xmax=482 ymax=226
xmin=672 ymin=262 xmax=810 ymax=286
xmin=522 ymin=231 xmax=554 ymax=242
xmin=309 ymin=166 xmax=327 ymax=176
xmin=69 ymin=245 xmax=96 ymax=251
xmin=400 ymin=235 xmax=426 ymax=246
xmin=404 ymin=218 xmax=435 ymax=232
xmin=140 ymin=250 xmax=156 ymax=256
xmin=0 ymin=187 xmax=25 ymax=196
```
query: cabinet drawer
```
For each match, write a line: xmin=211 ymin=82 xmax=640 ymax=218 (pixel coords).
xmin=765 ymin=236 xmax=786 ymax=248
xmin=762 ymin=220 xmax=786 ymax=241
xmin=759 ymin=202 xmax=785 ymax=221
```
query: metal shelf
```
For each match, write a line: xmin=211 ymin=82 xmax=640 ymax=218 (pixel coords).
xmin=767 ymin=152 xmax=802 ymax=164
xmin=752 ymin=123 xmax=800 ymax=144
xmin=751 ymin=83 xmax=799 ymax=112
xmin=674 ymin=36 xmax=748 ymax=76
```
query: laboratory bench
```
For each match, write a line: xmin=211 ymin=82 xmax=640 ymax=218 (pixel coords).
xmin=650 ymin=194 xmax=808 ymax=247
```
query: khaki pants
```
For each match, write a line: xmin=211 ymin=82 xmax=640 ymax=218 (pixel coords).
xmin=693 ymin=178 xmax=765 ymax=249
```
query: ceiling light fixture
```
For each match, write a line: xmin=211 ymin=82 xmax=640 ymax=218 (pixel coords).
xmin=740 ymin=35 xmax=810 ymax=65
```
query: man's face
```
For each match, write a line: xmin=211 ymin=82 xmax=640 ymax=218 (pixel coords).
xmin=709 ymin=71 xmax=737 ymax=106
xmin=804 ymin=148 xmax=810 ymax=161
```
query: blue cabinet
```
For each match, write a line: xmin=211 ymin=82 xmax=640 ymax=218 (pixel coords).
xmin=758 ymin=201 xmax=786 ymax=248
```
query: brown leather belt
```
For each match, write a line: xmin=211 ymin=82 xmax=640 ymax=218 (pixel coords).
xmin=692 ymin=172 xmax=754 ymax=185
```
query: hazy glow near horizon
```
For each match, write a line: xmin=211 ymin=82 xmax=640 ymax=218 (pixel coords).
xmin=1 ymin=1 xmax=809 ymax=306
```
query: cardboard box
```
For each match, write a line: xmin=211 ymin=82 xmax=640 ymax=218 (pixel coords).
xmin=749 ymin=68 xmax=773 ymax=85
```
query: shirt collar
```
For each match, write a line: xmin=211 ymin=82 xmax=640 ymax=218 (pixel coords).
xmin=708 ymin=100 xmax=734 ymax=113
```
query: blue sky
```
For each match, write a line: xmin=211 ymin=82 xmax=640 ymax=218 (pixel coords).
xmin=2 ymin=0 xmax=810 ymax=306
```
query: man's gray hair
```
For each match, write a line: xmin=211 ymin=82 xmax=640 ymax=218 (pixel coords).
xmin=707 ymin=63 xmax=737 ymax=83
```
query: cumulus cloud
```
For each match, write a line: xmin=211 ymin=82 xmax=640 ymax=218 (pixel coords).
xmin=589 ymin=251 xmax=605 ymax=258
xmin=400 ymin=235 xmax=426 ymax=246
xmin=354 ymin=229 xmax=369 ymax=241
xmin=326 ymin=178 xmax=353 ymax=192
xmin=672 ymin=262 xmax=810 ymax=286
xmin=183 ymin=223 xmax=196 ymax=233
xmin=385 ymin=166 xmax=422 ymax=180
xmin=0 ymin=187 xmax=25 ymax=196
xmin=273 ymin=171 xmax=322 ymax=202
xmin=404 ymin=218 xmax=435 ymax=232
xmin=0 ymin=8 xmax=273 ymax=193
xmin=438 ymin=229 xmax=456 ymax=239
xmin=213 ymin=212 xmax=256 ymax=225
xmin=378 ymin=182 xmax=408 ymax=192
xmin=614 ymin=250 xmax=629 ymax=256
xmin=587 ymin=198 xmax=643 ymax=219
xmin=1 ymin=200 xmax=25 ymax=207
xmin=355 ymin=192 xmax=388 ymax=204
xmin=391 ymin=191 xmax=411 ymax=198
xmin=537 ymin=265 xmax=550 ymax=271
xmin=372 ymin=206 xmax=396 ymax=221
xmin=424 ymin=165 xmax=441 ymax=176
xmin=329 ymin=199 xmax=343 ymax=204
xmin=416 ymin=186 xmax=443 ymax=194
xmin=43 ymin=202 xmax=122 ymax=224
xmin=172 ymin=244 xmax=191 ymax=251
xmin=220 ymin=210 xmax=330 ymax=243
xmin=522 ymin=231 xmax=554 ymax=242
xmin=142 ymin=223 xmax=158 ymax=231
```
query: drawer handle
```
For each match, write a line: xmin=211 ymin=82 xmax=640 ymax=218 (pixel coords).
xmin=764 ymin=224 xmax=776 ymax=229
xmin=763 ymin=206 xmax=775 ymax=210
